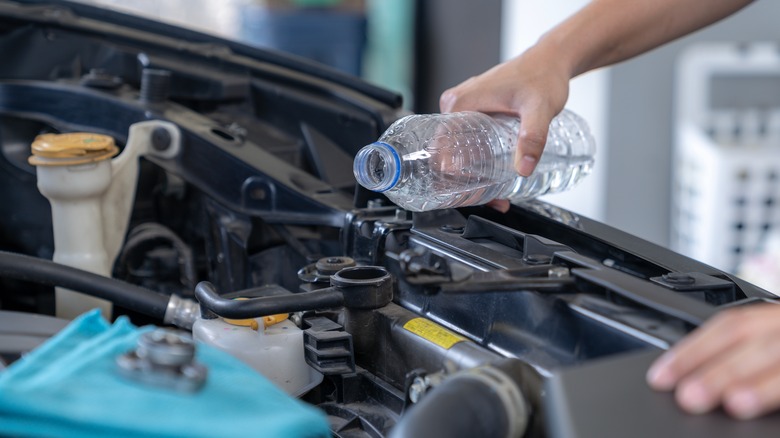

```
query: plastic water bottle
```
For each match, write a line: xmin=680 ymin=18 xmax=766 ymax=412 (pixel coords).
xmin=353 ymin=110 xmax=596 ymax=212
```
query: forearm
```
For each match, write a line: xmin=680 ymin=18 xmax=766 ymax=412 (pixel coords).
xmin=540 ymin=0 xmax=754 ymax=78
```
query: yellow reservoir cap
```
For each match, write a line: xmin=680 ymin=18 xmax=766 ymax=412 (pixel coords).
xmin=28 ymin=132 xmax=119 ymax=166
xmin=222 ymin=297 xmax=289 ymax=330
xmin=262 ymin=314 xmax=289 ymax=328
xmin=222 ymin=314 xmax=290 ymax=331
xmin=222 ymin=317 xmax=260 ymax=331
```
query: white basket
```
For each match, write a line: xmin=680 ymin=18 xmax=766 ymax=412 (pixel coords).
xmin=672 ymin=42 xmax=780 ymax=273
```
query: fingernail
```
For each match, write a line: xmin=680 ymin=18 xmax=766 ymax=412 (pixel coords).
xmin=678 ymin=380 xmax=715 ymax=414
xmin=517 ymin=155 xmax=537 ymax=176
xmin=727 ymin=390 xmax=760 ymax=420
xmin=647 ymin=353 xmax=676 ymax=391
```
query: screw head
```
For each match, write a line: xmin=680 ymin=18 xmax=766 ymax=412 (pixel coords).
xmin=137 ymin=329 xmax=196 ymax=367
xmin=548 ymin=267 xmax=570 ymax=278
xmin=409 ymin=376 xmax=428 ymax=404
xmin=151 ymin=127 xmax=172 ymax=151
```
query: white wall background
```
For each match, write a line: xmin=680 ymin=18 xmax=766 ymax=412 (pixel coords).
xmin=75 ymin=0 xmax=244 ymax=39
xmin=501 ymin=0 xmax=610 ymax=222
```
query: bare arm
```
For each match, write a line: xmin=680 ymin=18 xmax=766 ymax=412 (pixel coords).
xmin=441 ymin=0 xmax=754 ymax=176
xmin=554 ymin=0 xmax=754 ymax=77
xmin=443 ymin=0 xmax=780 ymax=420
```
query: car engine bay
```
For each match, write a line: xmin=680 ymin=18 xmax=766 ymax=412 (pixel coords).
xmin=2 ymin=1 xmax=780 ymax=437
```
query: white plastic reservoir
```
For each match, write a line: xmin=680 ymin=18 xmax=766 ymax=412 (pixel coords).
xmin=192 ymin=316 xmax=323 ymax=396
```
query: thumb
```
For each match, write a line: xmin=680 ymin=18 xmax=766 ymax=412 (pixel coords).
xmin=514 ymin=111 xmax=552 ymax=176
xmin=439 ymin=87 xmax=458 ymax=113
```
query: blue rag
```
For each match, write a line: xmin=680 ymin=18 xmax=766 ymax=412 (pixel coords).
xmin=0 ymin=310 xmax=330 ymax=437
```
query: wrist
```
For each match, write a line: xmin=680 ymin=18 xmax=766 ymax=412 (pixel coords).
xmin=532 ymin=28 xmax=584 ymax=79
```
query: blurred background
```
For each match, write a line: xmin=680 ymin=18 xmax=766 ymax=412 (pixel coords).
xmin=75 ymin=0 xmax=780 ymax=289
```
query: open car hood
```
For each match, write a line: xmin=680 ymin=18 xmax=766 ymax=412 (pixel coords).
xmin=0 ymin=1 xmax=778 ymax=437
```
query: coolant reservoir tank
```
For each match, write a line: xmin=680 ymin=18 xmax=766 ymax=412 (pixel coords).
xmin=192 ymin=316 xmax=323 ymax=396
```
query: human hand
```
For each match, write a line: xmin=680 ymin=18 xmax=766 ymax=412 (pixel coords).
xmin=439 ymin=43 xmax=572 ymax=177
xmin=646 ymin=303 xmax=780 ymax=419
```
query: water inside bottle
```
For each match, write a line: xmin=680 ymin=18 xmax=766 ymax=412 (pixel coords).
xmin=388 ymin=154 xmax=593 ymax=211
xmin=356 ymin=110 xmax=595 ymax=211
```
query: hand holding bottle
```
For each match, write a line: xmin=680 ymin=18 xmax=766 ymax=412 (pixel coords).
xmin=440 ymin=0 xmax=753 ymax=180
xmin=439 ymin=43 xmax=572 ymax=178
xmin=353 ymin=110 xmax=594 ymax=212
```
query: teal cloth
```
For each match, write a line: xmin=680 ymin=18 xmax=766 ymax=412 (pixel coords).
xmin=0 ymin=310 xmax=330 ymax=438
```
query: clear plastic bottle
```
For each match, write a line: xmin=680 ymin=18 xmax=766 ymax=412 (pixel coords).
xmin=353 ymin=110 xmax=596 ymax=212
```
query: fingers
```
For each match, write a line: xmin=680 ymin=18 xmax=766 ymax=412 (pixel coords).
xmin=675 ymin=335 xmax=780 ymax=414
xmin=439 ymin=75 xmax=499 ymax=114
xmin=513 ymin=109 xmax=552 ymax=176
xmin=441 ymin=82 xmax=554 ymax=176
xmin=647 ymin=310 xmax=754 ymax=390
xmin=723 ymin=366 xmax=780 ymax=419
xmin=438 ymin=51 xmax=571 ymax=178
xmin=486 ymin=199 xmax=511 ymax=213
xmin=646 ymin=304 xmax=780 ymax=419
xmin=439 ymin=85 xmax=461 ymax=113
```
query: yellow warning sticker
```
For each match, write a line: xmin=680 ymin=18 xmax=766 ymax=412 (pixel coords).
xmin=403 ymin=318 xmax=466 ymax=350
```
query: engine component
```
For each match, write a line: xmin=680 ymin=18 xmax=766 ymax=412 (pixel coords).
xmin=116 ymin=328 xmax=207 ymax=392
xmin=117 ymin=222 xmax=197 ymax=295
xmin=0 ymin=310 xmax=331 ymax=437
xmin=0 ymin=251 xmax=173 ymax=320
xmin=192 ymin=316 xmax=321 ymax=396
xmin=391 ymin=359 xmax=541 ymax=438
xmin=303 ymin=325 xmax=356 ymax=376
xmin=298 ymin=256 xmax=357 ymax=292
xmin=195 ymin=266 xmax=393 ymax=319
xmin=1 ymin=2 xmax=779 ymax=436
xmin=28 ymin=120 xmax=181 ymax=319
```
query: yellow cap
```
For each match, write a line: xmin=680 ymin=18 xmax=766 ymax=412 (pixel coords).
xmin=222 ymin=313 xmax=290 ymax=331
xmin=222 ymin=297 xmax=290 ymax=331
xmin=28 ymin=132 xmax=119 ymax=166
xmin=222 ymin=317 xmax=260 ymax=331
xmin=262 ymin=313 xmax=289 ymax=328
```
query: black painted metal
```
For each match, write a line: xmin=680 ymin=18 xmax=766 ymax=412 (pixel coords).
xmin=0 ymin=2 xmax=777 ymax=437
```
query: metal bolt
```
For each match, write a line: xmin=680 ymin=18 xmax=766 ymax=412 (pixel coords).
xmin=116 ymin=328 xmax=207 ymax=392
xmin=395 ymin=209 xmax=412 ymax=221
xmin=151 ymin=127 xmax=172 ymax=152
xmin=137 ymin=329 xmax=196 ymax=367
xmin=140 ymin=68 xmax=171 ymax=104
xmin=409 ymin=376 xmax=428 ymax=404
xmin=367 ymin=199 xmax=384 ymax=209
xmin=548 ymin=267 xmax=570 ymax=278
xmin=315 ymin=256 xmax=356 ymax=276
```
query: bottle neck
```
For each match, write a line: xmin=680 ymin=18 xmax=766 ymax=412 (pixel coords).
xmin=353 ymin=142 xmax=402 ymax=192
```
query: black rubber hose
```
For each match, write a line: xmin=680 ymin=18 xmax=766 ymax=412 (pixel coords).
xmin=195 ymin=281 xmax=344 ymax=319
xmin=118 ymin=222 xmax=197 ymax=291
xmin=392 ymin=375 xmax=512 ymax=438
xmin=0 ymin=251 xmax=169 ymax=319
xmin=390 ymin=359 xmax=543 ymax=438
